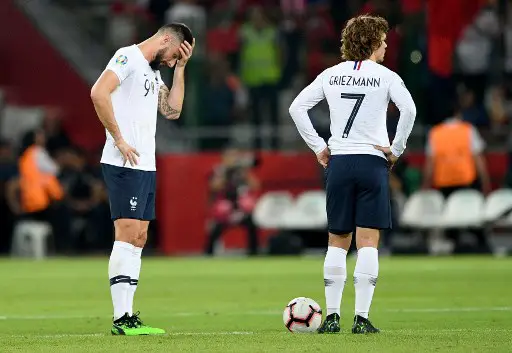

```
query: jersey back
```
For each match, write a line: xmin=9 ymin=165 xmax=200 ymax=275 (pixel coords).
xmin=322 ymin=60 xmax=398 ymax=157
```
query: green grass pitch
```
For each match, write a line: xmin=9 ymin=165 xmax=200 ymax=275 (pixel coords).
xmin=1 ymin=256 xmax=511 ymax=352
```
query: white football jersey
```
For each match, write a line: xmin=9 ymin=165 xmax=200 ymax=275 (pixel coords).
xmin=101 ymin=45 xmax=161 ymax=171
xmin=289 ymin=60 xmax=416 ymax=159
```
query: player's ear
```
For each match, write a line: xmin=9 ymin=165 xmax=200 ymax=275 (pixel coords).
xmin=161 ymin=34 xmax=171 ymax=46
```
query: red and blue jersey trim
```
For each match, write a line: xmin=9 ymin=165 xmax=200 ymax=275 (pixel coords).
xmin=353 ymin=61 xmax=362 ymax=70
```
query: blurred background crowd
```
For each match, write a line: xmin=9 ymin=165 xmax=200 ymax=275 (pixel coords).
xmin=1 ymin=0 xmax=512 ymax=257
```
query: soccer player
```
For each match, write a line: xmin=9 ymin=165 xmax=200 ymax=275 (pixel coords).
xmin=289 ymin=15 xmax=416 ymax=334
xmin=90 ymin=23 xmax=194 ymax=335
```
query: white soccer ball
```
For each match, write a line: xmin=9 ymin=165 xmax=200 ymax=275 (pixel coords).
xmin=283 ymin=297 xmax=322 ymax=333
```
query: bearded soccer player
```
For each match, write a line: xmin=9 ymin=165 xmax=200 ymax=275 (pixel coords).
xmin=289 ymin=15 xmax=416 ymax=334
xmin=90 ymin=23 xmax=194 ymax=335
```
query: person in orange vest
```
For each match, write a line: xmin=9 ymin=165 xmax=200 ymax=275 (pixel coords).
xmin=16 ymin=129 xmax=71 ymax=253
xmin=422 ymin=108 xmax=491 ymax=195
xmin=422 ymin=107 xmax=492 ymax=253
xmin=18 ymin=130 xmax=64 ymax=214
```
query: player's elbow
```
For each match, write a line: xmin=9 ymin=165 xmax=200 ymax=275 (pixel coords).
xmin=405 ymin=101 xmax=417 ymax=119
xmin=90 ymin=86 xmax=106 ymax=104
xmin=165 ymin=113 xmax=180 ymax=120
xmin=409 ymin=103 xmax=417 ymax=119
xmin=288 ymin=101 xmax=302 ymax=119
xmin=163 ymin=110 xmax=181 ymax=120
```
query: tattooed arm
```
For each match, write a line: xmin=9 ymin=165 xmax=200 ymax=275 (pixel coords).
xmin=158 ymin=79 xmax=182 ymax=120
xmin=158 ymin=39 xmax=194 ymax=120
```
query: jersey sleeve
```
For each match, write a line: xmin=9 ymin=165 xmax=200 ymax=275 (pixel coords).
xmin=105 ymin=48 xmax=135 ymax=83
xmin=388 ymin=73 xmax=417 ymax=157
xmin=288 ymin=72 xmax=328 ymax=154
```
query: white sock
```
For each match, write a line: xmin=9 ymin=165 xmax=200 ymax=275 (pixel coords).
xmin=324 ymin=246 xmax=348 ymax=316
xmin=126 ymin=247 xmax=142 ymax=316
xmin=354 ymin=247 xmax=379 ymax=319
xmin=108 ymin=241 xmax=134 ymax=321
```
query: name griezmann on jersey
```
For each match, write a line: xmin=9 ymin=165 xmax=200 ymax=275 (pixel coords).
xmin=329 ymin=75 xmax=381 ymax=87
xmin=289 ymin=60 xmax=416 ymax=159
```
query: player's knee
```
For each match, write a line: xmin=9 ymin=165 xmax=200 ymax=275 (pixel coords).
xmin=135 ymin=230 xmax=148 ymax=248
xmin=328 ymin=231 xmax=352 ymax=249
xmin=355 ymin=227 xmax=379 ymax=249
xmin=114 ymin=219 xmax=140 ymax=244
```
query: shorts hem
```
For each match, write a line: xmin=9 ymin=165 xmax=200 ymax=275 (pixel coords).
xmin=355 ymin=224 xmax=391 ymax=230
xmin=328 ymin=228 xmax=353 ymax=235
xmin=112 ymin=216 xmax=155 ymax=221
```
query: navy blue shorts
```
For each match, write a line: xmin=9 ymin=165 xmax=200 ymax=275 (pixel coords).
xmin=101 ymin=164 xmax=156 ymax=221
xmin=325 ymin=154 xmax=391 ymax=234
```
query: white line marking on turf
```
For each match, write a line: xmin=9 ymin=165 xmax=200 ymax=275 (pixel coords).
xmin=386 ymin=307 xmax=512 ymax=313
xmin=1 ymin=307 xmax=511 ymax=320
xmin=169 ymin=331 xmax=254 ymax=336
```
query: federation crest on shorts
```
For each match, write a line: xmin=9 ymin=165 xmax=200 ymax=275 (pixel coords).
xmin=116 ymin=55 xmax=128 ymax=66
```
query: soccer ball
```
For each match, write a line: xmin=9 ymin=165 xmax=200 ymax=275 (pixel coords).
xmin=283 ymin=297 xmax=322 ymax=333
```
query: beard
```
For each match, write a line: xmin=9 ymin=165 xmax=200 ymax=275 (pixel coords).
xmin=149 ymin=49 xmax=166 ymax=70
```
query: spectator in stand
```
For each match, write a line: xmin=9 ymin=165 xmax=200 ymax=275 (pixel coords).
xmin=455 ymin=0 xmax=500 ymax=104
xmin=205 ymin=147 xmax=260 ymax=256
xmin=8 ymin=129 xmax=72 ymax=254
xmin=459 ymin=86 xmax=489 ymax=127
xmin=202 ymin=54 xmax=241 ymax=150
xmin=206 ymin=9 xmax=240 ymax=71
xmin=59 ymin=147 xmax=112 ymax=253
xmin=42 ymin=107 xmax=71 ymax=159
xmin=239 ymin=6 xmax=282 ymax=149
xmin=486 ymin=85 xmax=512 ymax=131
xmin=279 ymin=10 xmax=302 ymax=89
xmin=422 ymin=106 xmax=492 ymax=254
xmin=0 ymin=139 xmax=18 ymax=254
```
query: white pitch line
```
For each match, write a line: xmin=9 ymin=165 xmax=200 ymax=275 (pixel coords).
xmin=383 ymin=328 xmax=512 ymax=334
xmin=383 ymin=307 xmax=512 ymax=313
xmin=0 ymin=307 xmax=510 ymax=320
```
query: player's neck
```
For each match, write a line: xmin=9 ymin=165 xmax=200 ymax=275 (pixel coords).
xmin=368 ymin=54 xmax=378 ymax=62
xmin=137 ymin=38 xmax=158 ymax=63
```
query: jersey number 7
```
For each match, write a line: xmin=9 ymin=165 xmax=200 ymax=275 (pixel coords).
xmin=340 ymin=93 xmax=365 ymax=138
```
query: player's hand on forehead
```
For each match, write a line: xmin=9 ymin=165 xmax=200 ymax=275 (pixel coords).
xmin=177 ymin=38 xmax=195 ymax=67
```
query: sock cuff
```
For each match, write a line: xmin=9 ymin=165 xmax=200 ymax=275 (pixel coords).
xmin=113 ymin=241 xmax=135 ymax=251
xmin=133 ymin=247 xmax=143 ymax=257
xmin=324 ymin=246 xmax=348 ymax=268
xmin=327 ymin=246 xmax=348 ymax=257
xmin=357 ymin=247 xmax=378 ymax=256
xmin=354 ymin=247 xmax=379 ymax=277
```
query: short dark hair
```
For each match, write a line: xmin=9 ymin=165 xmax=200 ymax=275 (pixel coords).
xmin=341 ymin=15 xmax=389 ymax=61
xmin=158 ymin=23 xmax=193 ymax=44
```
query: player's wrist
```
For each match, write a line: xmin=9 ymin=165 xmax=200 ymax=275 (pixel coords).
xmin=113 ymin=136 xmax=125 ymax=145
xmin=390 ymin=145 xmax=401 ymax=158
